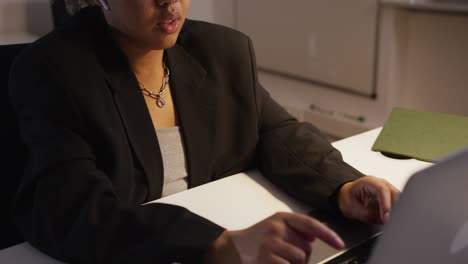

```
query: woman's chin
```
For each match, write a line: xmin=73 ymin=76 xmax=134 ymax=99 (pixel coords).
xmin=148 ymin=36 xmax=179 ymax=50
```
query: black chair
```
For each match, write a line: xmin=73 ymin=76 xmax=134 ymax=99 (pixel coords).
xmin=1 ymin=43 xmax=29 ymax=249
xmin=51 ymin=0 xmax=72 ymax=28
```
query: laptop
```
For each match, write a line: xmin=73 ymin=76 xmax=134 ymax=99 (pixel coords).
xmin=307 ymin=147 xmax=468 ymax=264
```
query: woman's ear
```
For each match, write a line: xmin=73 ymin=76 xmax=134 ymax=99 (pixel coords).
xmin=98 ymin=0 xmax=111 ymax=11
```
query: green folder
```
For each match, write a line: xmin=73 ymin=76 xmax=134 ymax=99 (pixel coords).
xmin=372 ymin=107 xmax=468 ymax=162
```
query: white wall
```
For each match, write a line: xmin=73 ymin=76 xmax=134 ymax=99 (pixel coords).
xmin=187 ymin=0 xmax=235 ymax=28
xmin=258 ymin=6 xmax=468 ymax=139
xmin=397 ymin=11 xmax=468 ymax=115
xmin=237 ymin=0 xmax=379 ymax=97
xmin=0 ymin=0 xmax=53 ymax=36
xmin=190 ymin=1 xmax=468 ymax=140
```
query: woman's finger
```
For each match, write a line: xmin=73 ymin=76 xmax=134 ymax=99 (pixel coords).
xmin=262 ymin=254 xmax=291 ymax=264
xmin=376 ymin=186 xmax=392 ymax=223
xmin=390 ymin=184 xmax=401 ymax=206
xmin=280 ymin=213 xmax=345 ymax=249
xmin=271 ymin=239 xmax=308 ymax=264
xmin=283 ymin=226 xmax=313 ymax=258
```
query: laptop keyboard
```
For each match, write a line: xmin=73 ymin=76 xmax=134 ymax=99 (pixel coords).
xmin=341 ymin=252 xmax=371 ymax=264
xmin=324 ymin=234 xmax=380 ymax=264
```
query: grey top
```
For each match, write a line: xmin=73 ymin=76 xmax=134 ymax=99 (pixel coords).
xmin=155 ymin=126 xmax=189 ymax=197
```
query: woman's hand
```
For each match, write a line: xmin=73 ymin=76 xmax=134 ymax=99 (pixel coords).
xmin=205 ymin=212 xmax=344 ymax=264
xmin=338 ymin=176 xmax=400 ymax=224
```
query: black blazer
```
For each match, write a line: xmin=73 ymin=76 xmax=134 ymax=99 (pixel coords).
xmin=9 ymin=7 xmax=363 ymax=264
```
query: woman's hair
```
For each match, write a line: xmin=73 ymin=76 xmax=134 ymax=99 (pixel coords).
xmin=61 ymin=0 xmax=98 ymax=15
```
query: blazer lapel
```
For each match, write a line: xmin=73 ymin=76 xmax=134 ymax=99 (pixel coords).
xmin=95 ymin=33 xmax=164 ymax=200
xmin=92 ymin=13 xmax=217 ymax=198
xmin=166 ymin=45 xmax=218 ymax=188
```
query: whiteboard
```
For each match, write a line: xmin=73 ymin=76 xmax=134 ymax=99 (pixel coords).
xmin=237 ymin=0 xmax=379 ymax=97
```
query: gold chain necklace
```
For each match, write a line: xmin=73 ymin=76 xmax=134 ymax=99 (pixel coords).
xmin=139 ymin=60 xmax=170 ymax=108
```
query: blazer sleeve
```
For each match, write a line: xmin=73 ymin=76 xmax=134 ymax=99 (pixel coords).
xmin=9 ymin=49 xmax=224 ymax=264
xmin=246 ymin=39 xmax=365 ymax=212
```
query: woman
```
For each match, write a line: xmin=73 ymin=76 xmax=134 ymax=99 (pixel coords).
xmin=9 ymin=0 xmax=399 ymax=263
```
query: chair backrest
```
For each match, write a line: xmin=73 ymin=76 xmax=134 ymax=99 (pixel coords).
xmin=1 ymin=43 xmax=29 ymax=249
xmin=51 ymin=0 xmax=72 ymax=28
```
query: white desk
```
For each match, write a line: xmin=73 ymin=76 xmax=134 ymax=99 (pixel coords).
xmin=0 ymin=33 xmax=38 ymax=45
xmin=0 ymin=128 xmax=432 ymax=263
xmin=332 ymin=128 xmax=432 ymax=191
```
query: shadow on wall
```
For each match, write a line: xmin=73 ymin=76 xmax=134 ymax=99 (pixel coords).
xmin=1 ymin=0 xmax=53 ymax=36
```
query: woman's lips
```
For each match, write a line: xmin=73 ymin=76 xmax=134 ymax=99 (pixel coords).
xmin=157 ymin=18 xmax=180 ymax=34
